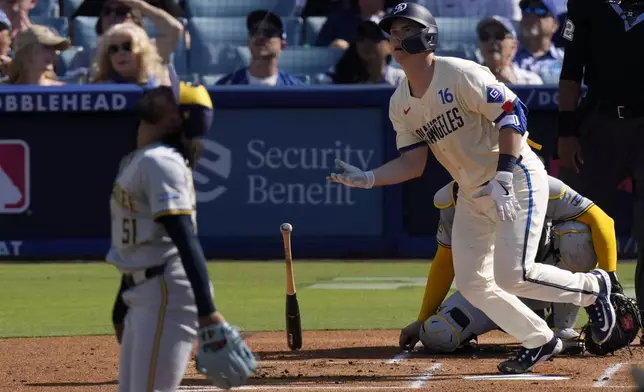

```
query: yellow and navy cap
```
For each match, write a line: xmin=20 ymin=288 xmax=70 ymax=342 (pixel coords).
xmin=178 ymin=82 xmax=213 ymax=138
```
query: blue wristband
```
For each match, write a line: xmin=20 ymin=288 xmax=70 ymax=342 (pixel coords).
xmin=497 ymin=154 xmax=518 ymax=172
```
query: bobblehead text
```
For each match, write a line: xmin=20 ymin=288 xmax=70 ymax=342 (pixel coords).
xmin=0 ymin=93 xmax=128 ymax=112
xmin=245 ymin=139 xmax=376 ymax=206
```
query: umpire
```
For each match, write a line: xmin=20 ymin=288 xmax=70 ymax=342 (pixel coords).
xmin=557 ymin=0 xmax=644 ymax=316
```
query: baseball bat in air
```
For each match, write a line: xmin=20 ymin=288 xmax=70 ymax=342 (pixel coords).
xmin=280 ymin=222 xmax=302 ymax=351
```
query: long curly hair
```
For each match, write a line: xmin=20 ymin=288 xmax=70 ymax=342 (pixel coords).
xmin=6 ymin=43 xmax=58 ymax=84
xmin=91 ymin=22 xmax=165 ymax=84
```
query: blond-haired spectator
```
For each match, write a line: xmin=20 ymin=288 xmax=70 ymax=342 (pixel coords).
xmin=476 ymin=15 xmax=542 ymax=85
xmin=70 ymin=0 xmax=183 ymax=76
xmin=91 ymin=22 xmax=170 ymax=86
xmin=4 ymin=24 xmax=70 ymax=85
xmin=0 ymin=0 xmax=34 ymax=38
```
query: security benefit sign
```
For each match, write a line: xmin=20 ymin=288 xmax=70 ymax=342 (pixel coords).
xmin=194 ymin=108 xmax=384 ymax=237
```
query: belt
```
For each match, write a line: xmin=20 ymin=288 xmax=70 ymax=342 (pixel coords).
xmin=123 ymin=263 xmax=166 ymax=287
xmin=593 ymin=102 xmax=644 ymax=119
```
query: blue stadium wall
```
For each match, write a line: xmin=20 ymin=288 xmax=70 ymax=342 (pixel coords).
xmin=0 ymin=85 xmax=637 ymax=260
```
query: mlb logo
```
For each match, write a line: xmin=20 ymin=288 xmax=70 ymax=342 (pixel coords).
xmin=0 ymin=140 xmax=30 ymax=213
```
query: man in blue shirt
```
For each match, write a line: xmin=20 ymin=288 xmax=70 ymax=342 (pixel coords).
xmin=514 ymin=0 xmax=564 ymax=84
xmin=216 ymin=10 xmax=304 ymax=86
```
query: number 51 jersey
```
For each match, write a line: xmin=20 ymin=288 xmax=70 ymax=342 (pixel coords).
xmin=106 ymin=143 xmax=197 ymax=271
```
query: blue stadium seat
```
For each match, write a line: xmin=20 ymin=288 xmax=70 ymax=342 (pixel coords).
xmin=71 ymin=16 xmax=98 ymax=49
xmin=31 ymin=0 xmax=59 ymax=17
xmin=187 ymin=16 xmax=301 ymax=47
xmin=433 ymin=17 xmax=480 ymax=62
xmin=200 ymin=74 xmax=227 ymax=87
xmin=56 ymin=45 xmax=85 ymax=76
xmin=303 ymin=16 xmax=326 ymax=45
xmin=31 ymin=16 xmax=69 ymax=37
xmin=236 ymin=46 xmax=344 ymax=76
xmin=188 ymin=41 xmax=246 ymax=75
xmin=63 ymin=0 xmax=83 ymax=18
xmin=185 ymin=0 xmax=299 ymax=17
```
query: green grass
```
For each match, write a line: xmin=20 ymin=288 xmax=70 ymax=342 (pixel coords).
xmin=0 ymin=261 xmax=636 ymax=338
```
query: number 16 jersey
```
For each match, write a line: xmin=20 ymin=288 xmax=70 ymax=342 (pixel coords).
xmin=106 ymin=143 xmax=196 ymax=271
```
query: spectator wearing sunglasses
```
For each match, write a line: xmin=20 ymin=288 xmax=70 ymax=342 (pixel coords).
xmin=3 ymin=24 xmax=70 ymax=85
xmin=476 ymin=16 xmax=543 ymax=85
xmin=0 ymin=0 xmax=35 ymax=38
xmin=69 ymin=0 xmax=182 ymax=77
xmin=91 ymin=22 xmax=170 ymax=87
xmin=216 ymin=10 xmax=303 ymax=86
xmin=514 ymin=0 xmax=564 ymax=84
xmin=315 ymin=20 xmax=404 ymax=86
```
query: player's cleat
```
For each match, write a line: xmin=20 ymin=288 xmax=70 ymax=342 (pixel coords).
xmin=585 ymin=269 xmax=616 ymax=345
xmin=555 ymin=328 xmax=585 ymax=355
xmin=497 ymin=336 xmax=562 ymax=374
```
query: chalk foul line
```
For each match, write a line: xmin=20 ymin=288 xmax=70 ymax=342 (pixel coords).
xmin=410 ymin=363 xmax=442 ymax=389
xmin=592 ymin=363 xmax=625 ymax=387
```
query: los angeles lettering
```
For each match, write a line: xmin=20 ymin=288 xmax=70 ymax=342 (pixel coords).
xmin=413 ymin=108 xmax=465 ymax=143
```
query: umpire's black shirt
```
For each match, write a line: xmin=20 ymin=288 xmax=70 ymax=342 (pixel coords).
xmin=560 ymin=0 xmax=644 ymax=105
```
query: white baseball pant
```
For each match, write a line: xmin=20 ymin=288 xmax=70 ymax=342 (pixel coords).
xmin=451 ymin=150 xmax=600 ymax=349
xmin=119 ymin=259 xmax=199 ymax=392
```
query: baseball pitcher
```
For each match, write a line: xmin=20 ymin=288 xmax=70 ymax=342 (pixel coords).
xmin=399 ymin=176 xmax=621 ymax=355
xmin=108 ymin=83 xmax=256 ymax=391
xmin=328 ymin=2 xmax=616 ymax=374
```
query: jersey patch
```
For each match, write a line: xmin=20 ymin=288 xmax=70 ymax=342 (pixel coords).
xmin=158 ymin=192 xmax=181 ymax=202
xmin=571 ymin=193 xmax=583 ymax=207
xmin=486 ymin=86 xmax=504 ymax=103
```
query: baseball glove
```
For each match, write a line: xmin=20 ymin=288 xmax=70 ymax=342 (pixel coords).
xmin=583 ymin=292 xmax=642 ymax=355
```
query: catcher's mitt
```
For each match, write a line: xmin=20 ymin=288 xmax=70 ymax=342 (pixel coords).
xmin=583 ymin=292 xmax=642 ymax=355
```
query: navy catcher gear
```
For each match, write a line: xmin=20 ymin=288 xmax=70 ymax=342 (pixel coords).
xmin=378 ymin=2 xmax=438 ymax=54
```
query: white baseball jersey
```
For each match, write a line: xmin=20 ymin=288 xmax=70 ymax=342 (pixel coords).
xmin=106 ymin=143 xmax=196 ymax=271
xmin=390 ymin=56 xmax=530 ymax=189
xmin=434 ymin=176 xmax=595 ymax=248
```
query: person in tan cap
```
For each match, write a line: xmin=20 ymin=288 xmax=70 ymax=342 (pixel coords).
xmin=5 ymin=24 xmax=70 ymax=85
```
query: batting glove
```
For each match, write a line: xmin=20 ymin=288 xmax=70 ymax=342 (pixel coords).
xmin=327 ymin=158 xmax=375 ymax=189
xmin=472 ymin=171 xmax=521 ymax=222
xmin=195 ymin=323 xmax=257 ymax=390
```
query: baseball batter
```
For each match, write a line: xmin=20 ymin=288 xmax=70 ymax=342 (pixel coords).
xmin=108 ymin=83 xmax=256 ymax=391
xmin=398 ymin=175 xmax=620 ymax=355
xmin=328 ymin=2 xmax=616 ymax=374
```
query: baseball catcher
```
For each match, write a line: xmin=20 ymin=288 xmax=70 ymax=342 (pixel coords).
xmin=400 ymin=175 xmax=638 ymax=355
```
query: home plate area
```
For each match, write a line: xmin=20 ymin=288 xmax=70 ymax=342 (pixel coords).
xmin=177 ymin=330 xmax=644 ymax=392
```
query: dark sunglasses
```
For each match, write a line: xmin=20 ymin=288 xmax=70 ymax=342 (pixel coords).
xmin=249 ymin=26 xmax=282 ymax=38
xmin=478 ymin=30 xmax=512 ymax=41
xmin=101 ymin=6 xmax=131 ymax=17
xmin=108 ymin=41 xmax=132 ymax=54
xmin=522 ymin=6 xmax=550 ymax=16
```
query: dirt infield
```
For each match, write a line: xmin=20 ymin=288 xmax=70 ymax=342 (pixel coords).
xmin=1 ymin=330 xmax=642 ymax=391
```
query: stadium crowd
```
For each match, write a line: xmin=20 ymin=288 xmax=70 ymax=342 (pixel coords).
xmin=0 ymin=0 xmax=568 ymax=86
